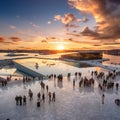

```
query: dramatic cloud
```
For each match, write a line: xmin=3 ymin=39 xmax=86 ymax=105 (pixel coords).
xmin=0 ymin=36 xmax=6 ymax=42
xmin=9 ymin=36 xmax=22 ymax=42
xmin=68 ymin=0 xmax=120 ymax=40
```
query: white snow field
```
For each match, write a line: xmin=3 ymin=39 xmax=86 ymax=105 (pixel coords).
xmin=0 ymin=66 xmax=120 ymax=120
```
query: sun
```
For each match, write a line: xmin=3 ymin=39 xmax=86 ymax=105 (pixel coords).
xmin=57 ymin=44 xmax=64 ymax=50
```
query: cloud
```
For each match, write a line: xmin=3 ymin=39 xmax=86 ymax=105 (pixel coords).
xmin=9 ymin=25 xmax=16 ymax=29
xmin=54 ymin=15 xmax=61 ymax=21
xmin=41 ymin=40 xmax=48 ymax=43
xmin=54 ymin=13 xmax=79 ymax=24
xmin=9 ymin=36 xmax=22 ymax=42
xmin=30 ymin=22 xmax=40 ymax=28
xmin=81 ymin=26 xmax=99 ymax=37
xmin=47 ymin=21 xmax=52 ymax=24
xmin=0 ymin=36 xmax=6 ymax=42
xmin=61 ymin=13 xmax=77 ymax=24
xmin=68 ymin=0 xmax=120 ymax=40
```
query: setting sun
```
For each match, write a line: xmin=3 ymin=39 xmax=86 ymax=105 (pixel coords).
xmin=57 ymin=44 xmax=64 ymax=50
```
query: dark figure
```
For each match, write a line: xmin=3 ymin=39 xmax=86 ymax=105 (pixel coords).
xmin=15 ymin=96 xmax=19 ymax=105
xmin=42 ymin=93 xmax=45 ymax=102
xmin=37 ymin=92 xmax=41 ymax=100
xmin=115 ymin=99 xmax=120 ymax=106
xmin=116 ymin=83 xmax=119 ymax=90
xmin=37 ymin=100 xmax=40 ymax=107
xmin=2 ymin=81 xmax=4 ymax=87
xmin=46 ymin=85 xmax=48 ymax=92
xmin=6 ymin=118 xmax=10 ymax=120
xmin=19 ymin=96 xmax=22 ymax=106
xmin=4 ymin=80 xmax=7 ymax=86
xmin=73 ymin=79 xmax=75 ymax=87
xmin=23 ymin=96 xmax=26 ymax=105
xmin=30 ymin=92 xmax=33 ymax=101
xmin=52 ymin=92 xmax=56 ymax=102
xmin=102 ymin=94 xmax=105 ymax=104
xmin=48 ymin=92 xmax=51 ymax=103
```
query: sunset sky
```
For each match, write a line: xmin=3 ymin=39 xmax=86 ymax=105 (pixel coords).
xmin=0 ymin=0 xmax=120 ymax=50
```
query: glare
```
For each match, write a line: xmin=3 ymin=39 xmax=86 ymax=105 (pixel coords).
xmin=57 ymin=44 xmax=64 ymax=50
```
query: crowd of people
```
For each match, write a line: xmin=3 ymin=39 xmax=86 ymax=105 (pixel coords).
xmin=15 ymin=80 xmax=56 ymax=108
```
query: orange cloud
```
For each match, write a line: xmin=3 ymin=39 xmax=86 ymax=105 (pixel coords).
xmin=9 ymin=36 xmax=22 ymax=42
xmin=68 ymin=0 xmax=120 ymax=40
xmin=0 ymin=36 xmax=6 ymax=42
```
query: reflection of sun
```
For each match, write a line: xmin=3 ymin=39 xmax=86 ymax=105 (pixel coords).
xmin=57 ymin=44 xmax=64 ymax=50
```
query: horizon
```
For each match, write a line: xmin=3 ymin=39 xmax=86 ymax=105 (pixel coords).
xmin=0 ymin=0 xmax=120 ymax=50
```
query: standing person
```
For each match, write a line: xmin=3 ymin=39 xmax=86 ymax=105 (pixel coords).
xmin=46 ymin=85 xmax=48 ymax=92
xmin=102 ymin=94 xmax=105 ymax=104
xmin=23 ymin=96 xmax=27 ymax=105
xmin=37 ymin=92 xmax=41 ymax=100
xmin=52 ymin=92 xmax=56 ymax=102
xmin=37 ymin=100 xmax=40 ymax=107
xmin=19 ymin=96 xmax=22 ymax=106
xmin=15 ymin=96 xmax=19 ymax=105
xmin=42 ymin=93 xmax=45 ymax=102
xmin=73 ymin=79 xmax=75 ymax=87
xmin=48 ymin=92 xmax=51 ymax=103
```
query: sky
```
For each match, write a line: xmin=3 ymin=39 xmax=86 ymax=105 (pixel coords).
xmin=0 ymin=0 xmax=120 ymax=50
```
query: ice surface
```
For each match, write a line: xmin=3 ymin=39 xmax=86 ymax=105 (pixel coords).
xmin=0 ymin=67 xmax=120 ymax=120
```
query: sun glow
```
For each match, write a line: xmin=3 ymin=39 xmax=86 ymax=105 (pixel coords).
xmin=57 ymin=44 xmax=64 ymax=50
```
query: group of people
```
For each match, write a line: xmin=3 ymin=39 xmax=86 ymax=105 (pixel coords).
xmin=15 ymin=95 xmax=27 ymax=106
xmin=1 ymin=80 xmax=8 ymax=87
xmin=15 ymin=80 xmax=56 ymax=108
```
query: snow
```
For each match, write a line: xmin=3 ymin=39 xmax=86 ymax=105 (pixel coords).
xmin=0 ymin=68 xmax=120 ymax=120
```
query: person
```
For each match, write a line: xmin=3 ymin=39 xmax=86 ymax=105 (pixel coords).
xmin=52 ymin=92 xmax=56 ymax=102
xmin=102 ymin=94 xmax=105 ymax=104
xmin=15 ymin=96 xmax=19 ymax=105
xmin=19 ymin=96 xmax=22 ymax=106
xmin=23 ymin=96 xmax=27 ymax=105
xmin=37 ymin=100 xmax=40 ymax=107
xmin=46 ymin=85 xmax=48 ymax=92
xmin=73 ymin=79 xmax=75 ymax=87
xmin=48 ymin=92 xmax=51 ymax=103
xmin=37 ymin=92 xmax=41 ymax=100
xmin=42 ymin=93 xmax=45 ymax=102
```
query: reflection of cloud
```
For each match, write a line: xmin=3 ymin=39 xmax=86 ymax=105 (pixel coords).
xmin=9 ymin=36 xmax=22 ymax=42
xmin=68 ymin=0 xmax=120 ymax=41
xmin=9 ymin=25 xmax=16 ymax=29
